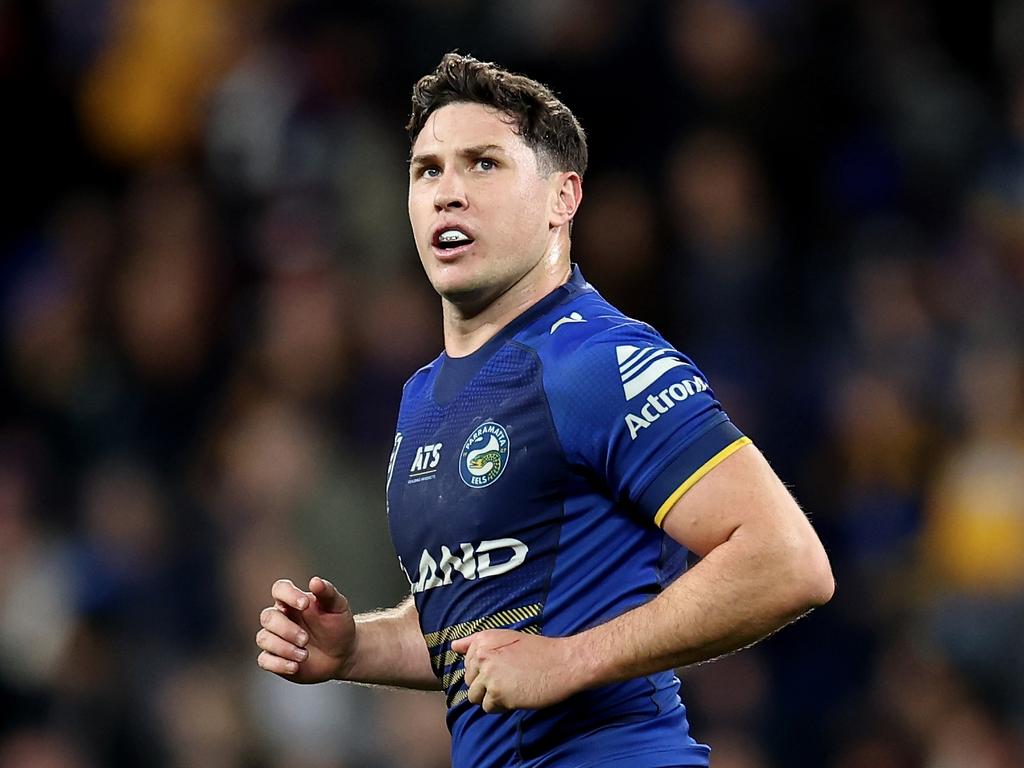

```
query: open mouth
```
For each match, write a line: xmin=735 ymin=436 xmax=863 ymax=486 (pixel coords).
xmin=433 ymin=228 xmax=475 ymax=252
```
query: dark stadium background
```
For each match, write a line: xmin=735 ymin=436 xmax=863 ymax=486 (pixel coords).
xmin=2 ymin=1 xmax=1023 ymax=766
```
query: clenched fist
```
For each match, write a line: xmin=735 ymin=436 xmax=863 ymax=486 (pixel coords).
xmin=452 ymin=630 xmax=584 ymax=713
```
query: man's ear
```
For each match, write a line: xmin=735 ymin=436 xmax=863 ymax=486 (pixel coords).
xmin=550 ymin=172 xmax=583 ymax=228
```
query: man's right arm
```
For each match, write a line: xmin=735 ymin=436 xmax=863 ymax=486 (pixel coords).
xmin=256 ymin=576 xmax=439 ymax=691
xmin=346 ymin=598 xmax=440 ymax=689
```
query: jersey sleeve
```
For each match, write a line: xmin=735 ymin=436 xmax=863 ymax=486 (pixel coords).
xmin=542 ymin=322 xmax=750 ymax=527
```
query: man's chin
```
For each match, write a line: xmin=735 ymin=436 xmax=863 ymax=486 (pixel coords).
xmin=439 ymin=284 xmax=488 ymax=307
xmin=434 ymin=279 xmax=500 ymax=317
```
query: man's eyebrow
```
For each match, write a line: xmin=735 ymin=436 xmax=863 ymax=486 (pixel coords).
xmin=409 ymin=151 xmax=439 ymax=168
xmin=409 ymin=144 xmax=509 ymax=167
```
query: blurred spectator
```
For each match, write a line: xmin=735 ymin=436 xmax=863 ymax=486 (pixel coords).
xmin=573 ymin=171 xmax=660 ymax=322
xmin=373 ymin=690 xmax=453 ymax=768
xmin=2 ymin=2 xmax=1022 ymax=766
xmin=156 ymin=657 xmax=247 ymax=768
xmin=0 ymin=457 xmax=75 ymax=692
xmin=668 ymin=0 xmax=775 ymax=102
xmin=0 ymin=728 xmax=93 ymax=768
xmin=79 ymin=0 xmax=246 ymax=162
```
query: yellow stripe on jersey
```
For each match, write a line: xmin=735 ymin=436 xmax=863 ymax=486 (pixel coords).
xmin=440 ymin=622 xmax=544 ymax=707
xmin=653 ymin=436 xmax=752 ymax=528
xmin=431 ymin=623 xmax=543 ymax=671
xmin=432 ymin=649 xmax=460 ymax=668
xmin=442 ymin=667 xmax=464 ymax=691
xmin=422 ymin=603 xmax=543 ymax=648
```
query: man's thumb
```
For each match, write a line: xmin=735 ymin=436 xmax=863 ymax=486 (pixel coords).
xmin=308 ymin=576 xmax=349 ymax=614
xmin=451 ymin=635 xmax=473 ymax=655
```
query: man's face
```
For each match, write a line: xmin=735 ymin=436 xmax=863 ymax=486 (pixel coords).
xmin=408 ymin=102 xmax=557 ymax=312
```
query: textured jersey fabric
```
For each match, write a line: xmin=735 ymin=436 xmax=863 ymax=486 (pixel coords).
xmin=385 ymin=266 xmax=748 ymax=768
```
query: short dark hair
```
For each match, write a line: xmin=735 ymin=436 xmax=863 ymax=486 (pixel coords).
xmin=407 ymin=52 xmax=588 ymax=177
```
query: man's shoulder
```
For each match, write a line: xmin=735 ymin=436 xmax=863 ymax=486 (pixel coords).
xmin=517 ymin=291 xmax=675 ymax=381
xmin=516 ymin=299 xmax=705 ymax=436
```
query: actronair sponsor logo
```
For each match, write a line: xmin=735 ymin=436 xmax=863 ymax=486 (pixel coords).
xmin=616 ymin=344 xmax=690 ymax=401
xmin=624 ymin=375 xmax=710 ymax=440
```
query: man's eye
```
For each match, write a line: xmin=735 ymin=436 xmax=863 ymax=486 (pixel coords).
xmin=475 ymin=158 xmax=496 ymax=171
xmin=422 ymin=167 xmax=441 ymax=178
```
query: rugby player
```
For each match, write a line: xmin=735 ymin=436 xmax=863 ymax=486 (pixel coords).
xmin=256 ymin=52 xmax=834 ymax=768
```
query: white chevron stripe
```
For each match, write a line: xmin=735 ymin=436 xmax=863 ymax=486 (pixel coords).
xmin=619 ymin=347 xmax=658 ymax=376
xmin=622 ymin=348 xmax=673 ymax=381
xmin=616 ymin=345 xmax=641 ymax=368
xmin=622 ymin=357 xmax=689 ymax=400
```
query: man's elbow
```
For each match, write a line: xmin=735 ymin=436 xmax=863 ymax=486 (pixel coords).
xmin=789 ymin=537 xmax=835 ymax=610
xmin=761 ymin=520 xmax=834 ymax=614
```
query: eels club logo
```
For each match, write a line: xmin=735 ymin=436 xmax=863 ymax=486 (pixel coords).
xmin=459 ymin=422 xmax=510 ymax=488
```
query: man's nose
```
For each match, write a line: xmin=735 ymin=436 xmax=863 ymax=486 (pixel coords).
xmin=434 ymin=171 xmax=468 ymax=211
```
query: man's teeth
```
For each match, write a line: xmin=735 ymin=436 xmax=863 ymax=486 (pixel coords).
xmin=439 ymin=230 xmax=471 ymax=244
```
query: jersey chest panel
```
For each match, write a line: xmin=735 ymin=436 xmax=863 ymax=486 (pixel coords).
xmin=387 ymin=345 xmax=567 ymax=701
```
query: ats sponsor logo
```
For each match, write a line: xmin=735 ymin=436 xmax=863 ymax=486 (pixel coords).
xmin=402 ymin=538 xmax=529 ymax=594
xmin=625 ymin=375 xmax=710 ymax=440
xmin=408 ymin=442 xmax=442 ymax=484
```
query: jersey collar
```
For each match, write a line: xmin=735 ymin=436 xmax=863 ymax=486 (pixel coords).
xmin=433 ymin=264 xmax=589 ymax=404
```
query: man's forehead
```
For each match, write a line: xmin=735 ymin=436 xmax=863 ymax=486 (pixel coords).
xmin=413 ymin=102 xmax=524 ymax=155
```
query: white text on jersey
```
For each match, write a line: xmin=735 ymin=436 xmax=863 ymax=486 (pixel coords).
xmin=409 ymin=442 xmax=443 ymax=481
xmin=386 ymin=433 xmax=402 ymax=514
xmin=408 ymin=538 xmax=528 ymax=594
xmin=625 ymin=375 xmax=709 ymax=440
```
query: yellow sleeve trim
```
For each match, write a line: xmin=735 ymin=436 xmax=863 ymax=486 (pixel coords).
xmin=653 ymin=436 xmax=752 ymax=527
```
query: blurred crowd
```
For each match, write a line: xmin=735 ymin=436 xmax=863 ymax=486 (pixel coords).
xmin=2 ymin=1 xmax=1023 ymax=766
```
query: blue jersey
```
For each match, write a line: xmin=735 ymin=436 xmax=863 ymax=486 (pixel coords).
xmin=386 ymin=266 xmax=749 ymax=768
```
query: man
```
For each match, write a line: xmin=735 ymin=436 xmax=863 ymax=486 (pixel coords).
xmin=256 ymin=53 xmax=834 ymax=768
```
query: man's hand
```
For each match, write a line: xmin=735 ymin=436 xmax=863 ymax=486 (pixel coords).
xmin=451 ymin=630 xmax=583 ymax=713
xmin=256 ymin=576 xmax=357 ymax=684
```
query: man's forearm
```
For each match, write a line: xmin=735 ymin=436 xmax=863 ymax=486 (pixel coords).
xmin=339 ymin=598 xmax=440 ymax=690
xmin=568 ymin=523 xmax=834 ymax=688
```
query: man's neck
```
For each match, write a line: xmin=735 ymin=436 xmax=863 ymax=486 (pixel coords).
xmin=442 ymin=251 xmax=572 ymax=358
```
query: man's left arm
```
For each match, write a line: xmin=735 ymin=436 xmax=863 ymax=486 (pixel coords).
xmin=453 ymin=442 xmax=834 ymax=713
